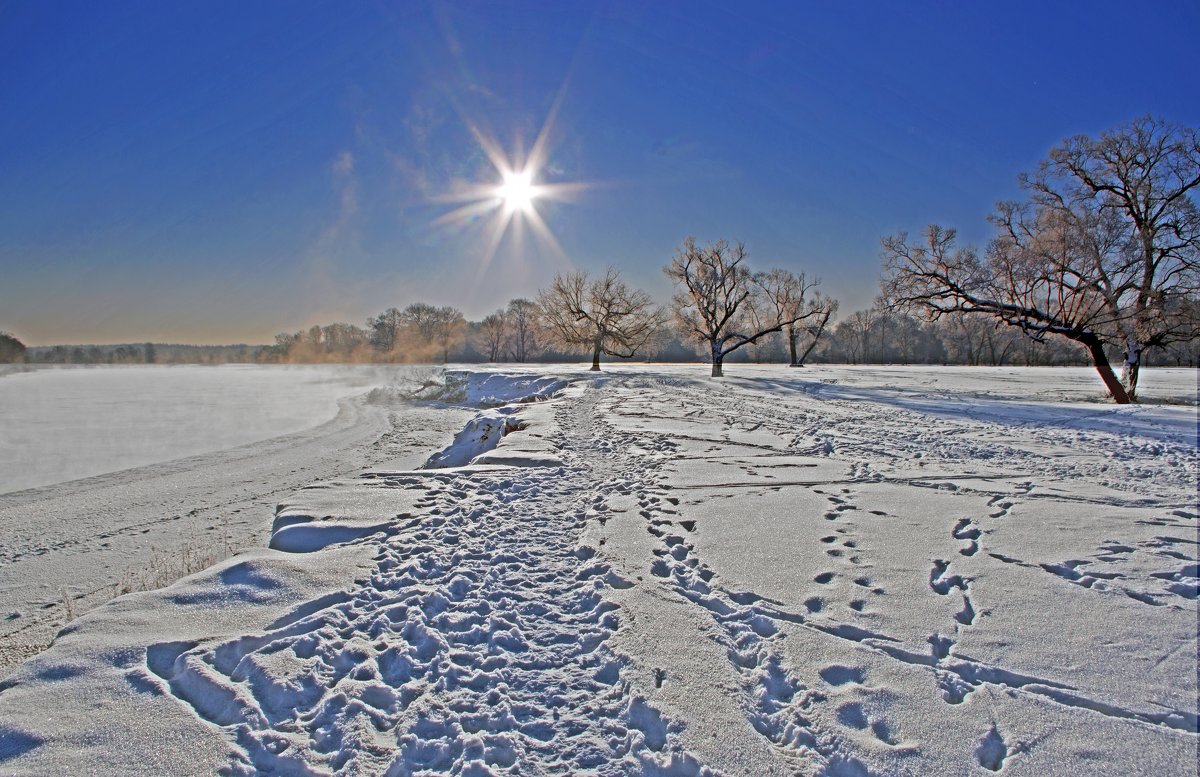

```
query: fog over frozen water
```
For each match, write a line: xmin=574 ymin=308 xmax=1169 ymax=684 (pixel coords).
xmin=0 ymin=365 xmax=414 ymax=494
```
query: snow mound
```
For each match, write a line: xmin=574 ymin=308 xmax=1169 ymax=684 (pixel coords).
xmin=367 ymin=370 xmax=570 ymax=407
xmin=446 ymin=370 xmax=571 ymax=406
xmin=421 ymin=408 xmax=527 ymax=469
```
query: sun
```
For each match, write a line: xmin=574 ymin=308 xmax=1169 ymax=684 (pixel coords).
xmin=432 ymin=97 xmax=591 ymax=280
xmin=496 ymin=170 xmax=538 ymax=213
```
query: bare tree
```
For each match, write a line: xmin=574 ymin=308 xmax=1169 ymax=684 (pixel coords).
xmin=367 ymin=307 xmax=404 ymax=359
xmin=320 ymin=322 xmax=368 ymax=358
xmin=505 ymin=298 xmax=542 ymax=362
xmin=752 ymin=268 xmax=821 ymax=367
xmin=538 ymin=268 xmax=666 ymax=371
xmin=838 ymin=309 xmax=877 ymax=364
xmin=883 ymin=118 xmax=1200 ymax=403
xmin=398 ymin=303 xmax=440 ymax=342
xmin=387 ymin=303 xmax=464 ymax=363
xmin=475 ymin=310 xmax=509 ymax=362
xmin=665 ymin=237 xmax=818 ymax=376
xmin=791 ymin=293 xmax=838 ymax=367
xmin=430 ymin=307 xmax=465 ymax=363
xmin=1023 ymin=116 xmax=1200 ymax=397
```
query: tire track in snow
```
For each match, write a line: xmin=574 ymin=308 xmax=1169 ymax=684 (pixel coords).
xmin=141 ymin=385 xmax=712 ymax=776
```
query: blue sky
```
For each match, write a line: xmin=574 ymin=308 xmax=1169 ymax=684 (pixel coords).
xmin=2 ymin=0 xmax=1197 ymax=344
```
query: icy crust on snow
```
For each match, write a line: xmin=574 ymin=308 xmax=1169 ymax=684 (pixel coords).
xmin=0 ymin=366 xmax=1195 ymax=776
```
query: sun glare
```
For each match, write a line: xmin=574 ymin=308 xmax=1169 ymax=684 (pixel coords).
xmin=497 ymin=170 xmax=538 ymax=212
xmin=433 ymin=90 xmax=592 ymax=285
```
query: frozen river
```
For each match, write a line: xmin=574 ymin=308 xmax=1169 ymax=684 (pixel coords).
xmin=0 ymin=365 xmax=411 ymax=494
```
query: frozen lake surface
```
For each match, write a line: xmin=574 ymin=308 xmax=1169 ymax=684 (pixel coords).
xmin=0 ymin=365 xmax=414 ymax=494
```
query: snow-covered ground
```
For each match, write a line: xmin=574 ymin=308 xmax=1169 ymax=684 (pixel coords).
xmin=0 ymin=365 xmax=472 ymax=676
xmin=0 ymin=365 xmax=1195 ymax=775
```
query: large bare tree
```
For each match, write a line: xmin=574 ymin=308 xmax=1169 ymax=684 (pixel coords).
xmin=664 ymin=237 xmax=816 ymax=377
xmin=538 ymin=268 xmax=665 ymax=371
xmin=883 ymin=117 xmax=1200 ymax=403
xmin=1025 ymin=116 xmax=1200 ymax=397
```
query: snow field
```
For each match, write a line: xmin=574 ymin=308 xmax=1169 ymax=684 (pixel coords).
xmin=589 ymin=370 xmax=1196 ymax=774
xmin=0 ymin=365 xmax=410 ymax=494
xmin=0 ymin=366 xmax=1194 ymax=775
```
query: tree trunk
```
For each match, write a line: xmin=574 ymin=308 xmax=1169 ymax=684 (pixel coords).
xmin=711 ymin=342 xmax=724 ymax=377
xmin=1122 ymin=340 xmax=1142 ymax=402
xmin=1083 ymin=336 xmax=1132 ymax=404
xmin=590 ymin=336 xmax=602 ymax=371
xmin=786 ymin=324 xmax=799 ymax=366
xmin=796 ymin=334 xmax=820 ymax=367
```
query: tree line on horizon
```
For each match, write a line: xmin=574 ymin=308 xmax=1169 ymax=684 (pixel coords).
xmin=3 ymin=117 xmax=1196 ymax=402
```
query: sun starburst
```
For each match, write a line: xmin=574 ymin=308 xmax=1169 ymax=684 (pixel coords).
xmin=433 ymin=97 xmax=590 ymax=282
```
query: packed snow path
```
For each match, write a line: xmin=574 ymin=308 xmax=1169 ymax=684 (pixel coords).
xmin=143 ymin=383 xmax=706 ymax=775
xmin=0 ymin=366 xmax=1194 ymax=775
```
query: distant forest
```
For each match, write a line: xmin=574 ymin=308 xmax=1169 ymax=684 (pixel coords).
xmin=4 ymin=300 xmax=1195 ymax=368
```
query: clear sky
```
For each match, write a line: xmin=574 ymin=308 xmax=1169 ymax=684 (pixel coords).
xmin=2 ymin=0 xmax=1198 ymax=345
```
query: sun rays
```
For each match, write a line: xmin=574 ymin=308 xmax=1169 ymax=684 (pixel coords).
xmin=432 ymin=96 xmax=590 ymax=282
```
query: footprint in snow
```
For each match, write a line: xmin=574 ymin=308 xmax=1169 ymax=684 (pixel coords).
xmin=818 ymin=665 xmax=866 ymax=687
